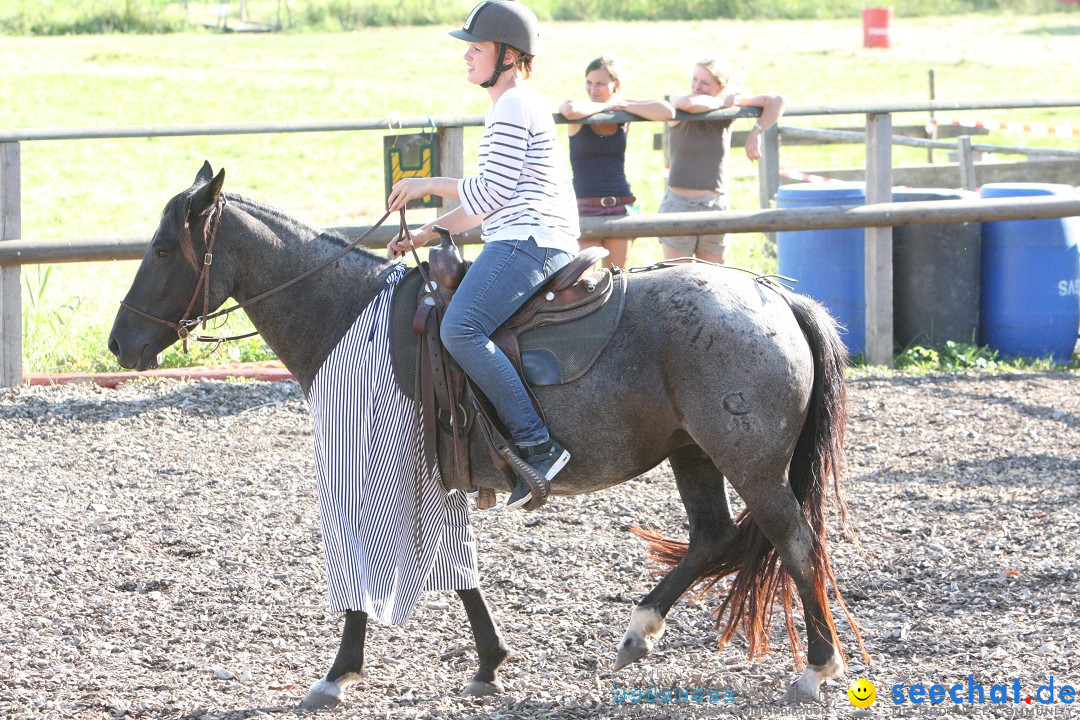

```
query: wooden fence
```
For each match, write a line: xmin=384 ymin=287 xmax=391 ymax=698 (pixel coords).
xmin=2 ymin=98 xmax=1080 ymax=384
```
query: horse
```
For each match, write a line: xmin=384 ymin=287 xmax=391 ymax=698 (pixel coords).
xmin=108 ymin=163 xmax=865 ymax=710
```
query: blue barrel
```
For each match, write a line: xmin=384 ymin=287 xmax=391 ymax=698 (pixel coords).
xmin=979 ymin=183 xmax=1080 ymax=362
xmin=777 ymin=183 xmax=867 ymax=354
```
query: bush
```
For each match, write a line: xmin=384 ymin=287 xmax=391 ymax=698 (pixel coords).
xmin=0 ymin=0 xmax=185 ymax=35
xmin=0 ymin=0 xmax=1071 ymax=35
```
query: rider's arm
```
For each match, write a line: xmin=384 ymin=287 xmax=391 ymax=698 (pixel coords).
xmin=387 ymin=205 xmax=482 ymax=258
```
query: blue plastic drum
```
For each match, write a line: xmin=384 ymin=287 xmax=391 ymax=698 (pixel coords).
xmin=979 ymin=183 xmax=1080 ymax=362
xmin=777 ymin=182 xmax=867 ymax=354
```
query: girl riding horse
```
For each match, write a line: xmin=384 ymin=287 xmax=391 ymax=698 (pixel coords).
xmin=386 ymin=0 xmax=579 ymax=510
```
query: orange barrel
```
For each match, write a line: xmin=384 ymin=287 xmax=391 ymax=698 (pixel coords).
xmin=863 ymin=7 xmax=893 ymax=49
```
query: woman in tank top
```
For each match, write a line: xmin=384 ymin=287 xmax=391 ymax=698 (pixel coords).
xmin=661 ymin=58 xmax=785 ymax=264
xmin=559 ymin=56 xmax=674 ymax=269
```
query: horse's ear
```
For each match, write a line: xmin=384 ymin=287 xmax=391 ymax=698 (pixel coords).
xmin=194 ymin=161 xmax=214 ymax=185
xmin=189 ymin=168 xmax=226 ymax=219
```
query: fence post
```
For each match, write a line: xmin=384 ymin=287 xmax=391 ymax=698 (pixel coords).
xmin=437 ymin=126 xmax=464 ymax=216
xmin=1 ymin=142 xmax=22 ymax=387
xmin=758 ymin=124 xmax=781 ymax=246
xmin=758 ymin=124 xmax=780 ymax=208
xmin=864 ymin=113 xmax=893 ymax=367
xmin=957 ymin=135 xmax=977 ymax=191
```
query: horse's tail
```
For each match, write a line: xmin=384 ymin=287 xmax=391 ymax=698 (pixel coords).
xmin=631 ymin=291 xmax=869 ymax=664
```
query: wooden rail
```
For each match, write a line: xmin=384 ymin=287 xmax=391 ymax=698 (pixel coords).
xmin=3 ymin=97 xmax=1080 ymax=383
xmin=4 ymin=196 xmax=1078 ymax=265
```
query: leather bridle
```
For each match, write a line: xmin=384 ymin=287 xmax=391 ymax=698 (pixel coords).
xmin=118 ymin=196 xmax=405 ymax=352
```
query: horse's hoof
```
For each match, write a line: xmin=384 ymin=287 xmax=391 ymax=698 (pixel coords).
xmin=613 ymin=606 xmax=664 ymax=671
xmin=613 ymin=637 xmax=651 ymax=671
xmin=300 ymin=678 xmax=346 ymax=710
xmin=779 ymin=649 xmax=842 ymax=704
xmin=461 ymin=680 xmax=504 ymax=697
xmin=779 ymin=681 xmax=822 ymax=705
xmin=613 ymin=640 xmax=650 ymax=671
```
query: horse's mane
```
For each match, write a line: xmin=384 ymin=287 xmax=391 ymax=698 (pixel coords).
xmin=164 ymin=185 xmax=374 ymax=269
xmin=161 ymin=187 xmax=200 ymax=268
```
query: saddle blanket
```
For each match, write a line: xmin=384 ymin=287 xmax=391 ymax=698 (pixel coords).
xmin=307 ymin=263 xmax=478 ymax=625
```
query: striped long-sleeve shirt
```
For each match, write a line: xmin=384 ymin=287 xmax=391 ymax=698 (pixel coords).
xmin=458 ymin=85 xmax=580 ymax=254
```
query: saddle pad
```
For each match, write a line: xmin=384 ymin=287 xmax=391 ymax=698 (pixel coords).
xmin=389 ymin=267 xmax=427 ymax=398
xmin=389 ymin=265 xmax=627 ymax=399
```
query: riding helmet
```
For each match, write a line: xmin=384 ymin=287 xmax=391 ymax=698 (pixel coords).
xmin=450 ymin=1 xmax=541 ymax=57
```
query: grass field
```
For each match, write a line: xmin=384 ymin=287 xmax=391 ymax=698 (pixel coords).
xmin=6 ymin=13 xmax=1080 ymax=372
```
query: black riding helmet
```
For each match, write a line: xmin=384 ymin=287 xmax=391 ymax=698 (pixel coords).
xmin=450 ymin=1 xmax=540 ymax=88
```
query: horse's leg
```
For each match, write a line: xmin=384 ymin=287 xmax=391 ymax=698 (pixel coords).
xmin=300 ymin=610 xmax=367 ymax=710
xmin=615 ymin=445 xmax=740 ymax=670
xmin=736 ymin=481 xmax=844 ymax=703
xmin=457 ymin=588 xmax=509 ymax=696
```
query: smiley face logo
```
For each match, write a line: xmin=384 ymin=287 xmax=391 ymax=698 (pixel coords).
xmin=848 ymin=678 xmax=876 ymax=708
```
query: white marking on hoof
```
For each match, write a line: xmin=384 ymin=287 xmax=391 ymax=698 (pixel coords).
xmin=461 ymin=679 xmax=504 ymax=697
xmin=301 ymin=678 xmax=344 ymax=710
xmin=779 ymin=649 xmax=844 ymax=704
xmin=300 ymin=672 xmax=361 ymax=710
xmin=613 ymin=606 xmax=666 ymax=671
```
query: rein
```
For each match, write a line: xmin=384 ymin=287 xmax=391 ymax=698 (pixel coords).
xmin=119 ymin=198 xmax=409 ymax=351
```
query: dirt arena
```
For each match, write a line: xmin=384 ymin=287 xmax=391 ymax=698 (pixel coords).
xmin=1 ymin=371 xmax=1077 ymax=719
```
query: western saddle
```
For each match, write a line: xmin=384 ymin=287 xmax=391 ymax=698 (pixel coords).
xmin=390 ymin=228 xmax=625 ymax=510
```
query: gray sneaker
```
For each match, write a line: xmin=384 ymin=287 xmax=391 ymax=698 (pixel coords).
xmin=505 ymin=441 xmax=570 ymax=509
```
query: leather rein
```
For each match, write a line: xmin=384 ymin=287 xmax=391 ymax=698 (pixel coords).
xmin=119 ymin=197 xmax=411 ymax=352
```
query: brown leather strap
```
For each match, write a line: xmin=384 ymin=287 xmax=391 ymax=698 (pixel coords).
xmin=577 ymin=195 xmax=635 ymax=207
xmin=545 ymin=247 xmax=609 ymax=294
xmin=119 ymin=200 xmax=400 ymax=349
xmin=203 ymin=207 xmax=396 ymax=326
xmin=418 ymin=322 xmax=439 ymax=482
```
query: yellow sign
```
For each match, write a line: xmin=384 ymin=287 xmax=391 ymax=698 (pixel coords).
xmin=383 ymin=133 xmax=440 ymax=209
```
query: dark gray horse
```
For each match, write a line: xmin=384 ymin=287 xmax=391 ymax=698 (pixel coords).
xmin=109 ymin=164 xmax=865 ymax=709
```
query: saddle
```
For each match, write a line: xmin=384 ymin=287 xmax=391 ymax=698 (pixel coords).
xmin=388 ymin=229 xmax=627 ymax=510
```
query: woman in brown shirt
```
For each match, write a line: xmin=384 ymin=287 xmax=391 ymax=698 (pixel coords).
xmin=661 ymin=58 xmax=785 ymax=264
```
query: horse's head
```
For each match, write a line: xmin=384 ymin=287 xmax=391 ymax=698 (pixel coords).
xmin=108 ymin=162 xmax=231 ymax=370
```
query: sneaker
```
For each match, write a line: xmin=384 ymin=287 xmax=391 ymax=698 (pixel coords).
xmin=505 ymin=441 xmax=571 ymax=510
xmin=504 ymin=481 xmax=533 ymax=510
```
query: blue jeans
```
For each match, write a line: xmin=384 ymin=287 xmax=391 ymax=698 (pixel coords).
xmin=441 ymin=237 xmax=572 ymax=449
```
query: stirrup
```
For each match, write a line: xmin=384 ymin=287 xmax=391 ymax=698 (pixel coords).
xmin=499 ymin=451 xmax=551 ymax=509
xmin=505 ymin=480 xmax=533 ymax=510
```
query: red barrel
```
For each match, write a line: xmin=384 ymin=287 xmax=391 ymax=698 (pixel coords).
xmin=863 ymin=7 xmax=893 ymax=49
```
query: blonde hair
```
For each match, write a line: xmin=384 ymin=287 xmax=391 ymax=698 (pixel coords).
xmin=696 ymin=57 xmax=734 ymax=88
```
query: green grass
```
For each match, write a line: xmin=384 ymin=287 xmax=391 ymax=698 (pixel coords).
xmin=846 ymin=340 xmax=1079 ymax=377
xmin=6 ymin=13 xmax=1080 ymax=373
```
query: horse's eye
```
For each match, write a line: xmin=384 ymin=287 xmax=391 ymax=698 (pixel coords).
xmin=155 ymin=248 xmax=171 ymax=260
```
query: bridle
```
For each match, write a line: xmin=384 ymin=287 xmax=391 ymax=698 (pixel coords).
xmin=119 ymin=195 xmax=410 ymax=352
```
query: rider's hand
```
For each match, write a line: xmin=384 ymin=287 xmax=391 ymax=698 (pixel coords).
xmin=386 ymin=224 xmax=433 ymax=259
xmin=387 ymin=178 xmax=432 ymax=213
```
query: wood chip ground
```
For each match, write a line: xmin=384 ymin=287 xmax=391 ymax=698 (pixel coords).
xmin=1 ymin=372 xmax=1077 ymax=719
